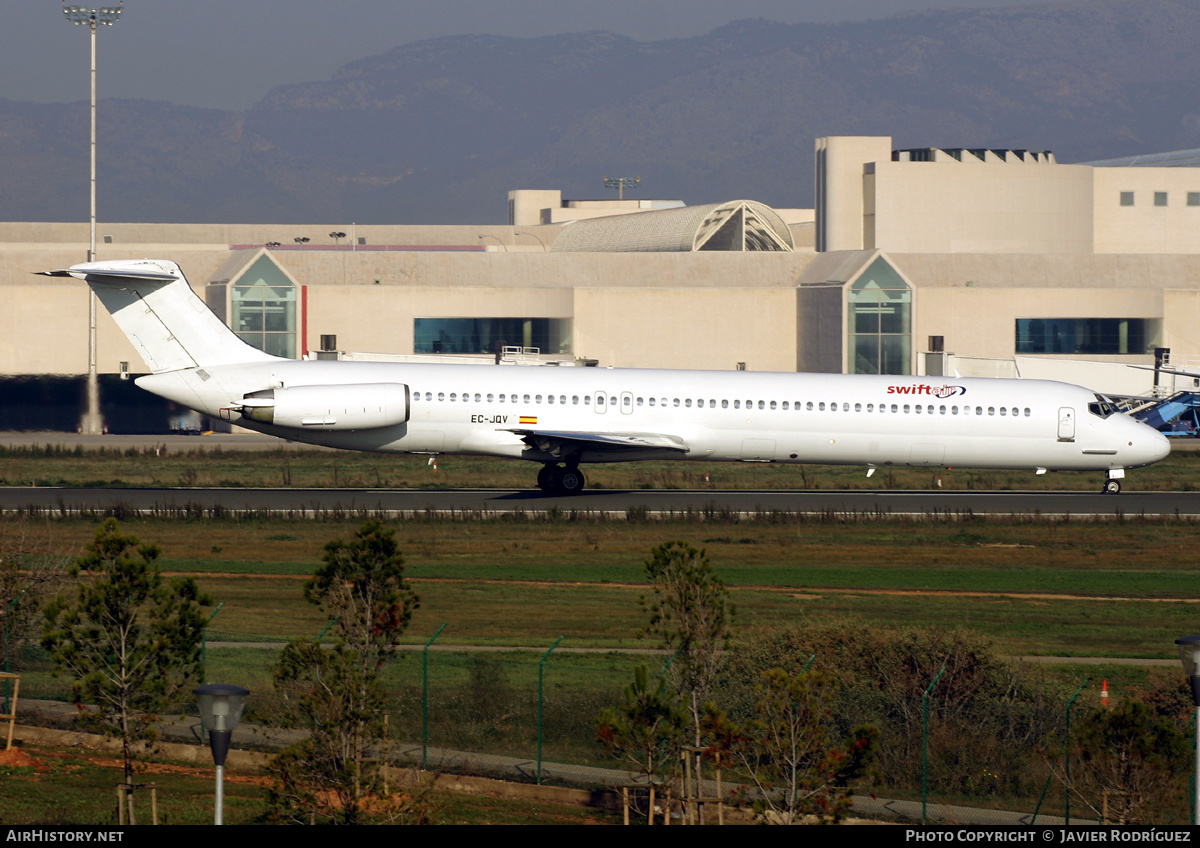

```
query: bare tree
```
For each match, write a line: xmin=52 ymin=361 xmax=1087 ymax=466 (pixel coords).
xmin=0 ymin=516 xmax=71 ymax=674
xmin=709 ymin=669 xmax=877 ymax=824
xmin=1055 ymin=699 xmax=1188 ymax=824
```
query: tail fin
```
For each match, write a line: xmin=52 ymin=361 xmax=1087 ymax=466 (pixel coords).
xmin=40 ymin=259 xmax=278 ymax=373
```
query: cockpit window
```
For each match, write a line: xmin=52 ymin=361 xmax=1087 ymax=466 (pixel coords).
xmin=1088 ymin=395 xmax=1118 ymax=419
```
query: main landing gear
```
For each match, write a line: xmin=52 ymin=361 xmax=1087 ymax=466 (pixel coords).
xmin=537 ymin=463 xmax=586 ymax=495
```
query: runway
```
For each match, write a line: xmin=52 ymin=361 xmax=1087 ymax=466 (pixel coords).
xmin=2 ymin=486 xmax=1198 ymax=518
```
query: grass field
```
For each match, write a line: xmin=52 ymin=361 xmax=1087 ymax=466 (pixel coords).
xmin=0 ymin=744 xmax=622 ymax=825
xmin=8 ymin=497 xmax=1198 ymax=824
xmin=6 ymin=447 xmax=1198 ymax=825
xmin=9 ymin=510 xmax=1200 ymax=659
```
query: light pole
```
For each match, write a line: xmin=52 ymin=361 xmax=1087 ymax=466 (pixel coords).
xmin=194 ymin=684 xmax=249 ymax=825
xmin=478 ymin=234 xmax=508 ymax=252
xmin=63 ymin=2 xmax=123 ymax=437
xmin=1177 ymin=636 xmax=1200 ymax=825
xmin=603 ymin=176 xmax=640 ymax=201
xmin=515 ymin=231 xmax=548 ymax=251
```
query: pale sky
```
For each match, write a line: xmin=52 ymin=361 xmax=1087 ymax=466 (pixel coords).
xmin=4 ymin=0 xmax=1059 ymax=111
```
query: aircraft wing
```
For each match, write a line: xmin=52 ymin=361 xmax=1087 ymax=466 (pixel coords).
xmin=501 ymin=428 xmax=690 ymax=454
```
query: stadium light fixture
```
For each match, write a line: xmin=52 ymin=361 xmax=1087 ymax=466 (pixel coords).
xmin=61 ymin=1 xmax=125 ymax=436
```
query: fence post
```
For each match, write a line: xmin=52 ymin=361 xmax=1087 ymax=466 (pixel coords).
xmin=2 ymin=590 xmax=25 ymax=714
xmin=1064 ymin=678 xmax=1089 ymax=826
xmin=922 ymin=663 xmax=946 ymax=824
xmin=201 ymin=602 xmax=223 ymax=686
xmin=1192 ymin=709 xmax=1197 ymax=826
xmin=1031 ymin=677 xmax=1088 ymax=826
xmin=422 ymin=622 xmax=447 ymax=769
xmin=537 ymin=636 xmax=564 ymax=785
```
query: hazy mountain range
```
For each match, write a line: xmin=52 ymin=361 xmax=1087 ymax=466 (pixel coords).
xmin=2 ymin=0 xmax=1198 ymax=225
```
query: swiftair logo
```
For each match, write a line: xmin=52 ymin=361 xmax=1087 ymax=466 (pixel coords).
xmin=886 ymin=384 xmax=967 ymax=398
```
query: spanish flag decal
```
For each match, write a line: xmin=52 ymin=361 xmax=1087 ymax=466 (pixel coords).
xmin=519 ymin=415 xmax=538 ymax=425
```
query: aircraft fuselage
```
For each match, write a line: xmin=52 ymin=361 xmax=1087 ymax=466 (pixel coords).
xmin=138 ymin=359 xmax=1167 ymax=473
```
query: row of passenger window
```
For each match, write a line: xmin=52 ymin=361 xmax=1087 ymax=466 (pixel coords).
xmin=413 ymin=390 xmax=1032 ymax=418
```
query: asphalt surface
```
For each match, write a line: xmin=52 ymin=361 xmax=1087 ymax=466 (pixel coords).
xmin=1 ymin=485 xmax=1197 ymax=517
xmin=1 ymin=431 xmax=1194 ymax=516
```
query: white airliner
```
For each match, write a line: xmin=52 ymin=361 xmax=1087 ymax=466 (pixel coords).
xmin=42 ymin=259 xmax=1170 ymax=495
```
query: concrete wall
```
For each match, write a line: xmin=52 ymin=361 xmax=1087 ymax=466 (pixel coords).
xmin=6 ymin=219 xmax=1200 ymax=382
xmin=869 ymin=159 xmax=1093 ymax=254
xmin=816 ymin=136 xmax=1200 ymax=257
xmin=1093 ymin=169 xmax=1200 ymax=254
xmin=0 ymin=241 xmax=814 ymax=375
xmin=914 ymin=286 xmax=1163 ymax=363
xmin=815 ymin=136 xmax=892 ymax=252
xmin=306 ymin=285 xmax=575 ymax=358
xmin=572 ymin=287 xmax=798 ymax=371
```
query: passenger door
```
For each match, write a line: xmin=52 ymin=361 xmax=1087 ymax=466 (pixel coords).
xmin=1057 ymin=407 xmax=1075 ymax=442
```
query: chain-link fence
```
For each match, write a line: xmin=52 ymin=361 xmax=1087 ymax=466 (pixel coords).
xmin=5 ymin=636 xmax=1194 ymax=826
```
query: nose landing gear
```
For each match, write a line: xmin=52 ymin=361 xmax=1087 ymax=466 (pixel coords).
xmin=536 ymin=463 xmax=586 ymax=495
xmin=1102 ymin=478 xmax=1122 ymax=495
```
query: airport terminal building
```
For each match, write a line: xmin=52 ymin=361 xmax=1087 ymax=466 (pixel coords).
xmin=3 ymin=135 xmax=1200 ymax=429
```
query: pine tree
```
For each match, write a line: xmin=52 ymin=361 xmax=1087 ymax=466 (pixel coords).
xmin=268 ymin=520 xmax=421 ymax=824
xmin=42 ymin=519 xmax=211 ymax=825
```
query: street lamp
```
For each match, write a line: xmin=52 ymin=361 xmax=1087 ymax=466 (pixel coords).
xmin=62 ymin=2 xmax=124 ymax=437
xmin=515 ymin=231 xmax=548 ymax=251
xmin=1176 ymin=635 xmax=1200 ymax=825
xmin=478 ymin=234 xmax=508 ymax=252
xmin=194 ymin=683 xmax=249 ymax=825
xmin=294 ymin=237 xmax=310 ymax=245
xmin=329 ymin=231 xmax=346 ymax=245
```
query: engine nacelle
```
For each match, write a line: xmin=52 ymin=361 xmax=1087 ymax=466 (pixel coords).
xmin=240 ymin=383 xmax=409 ymax=430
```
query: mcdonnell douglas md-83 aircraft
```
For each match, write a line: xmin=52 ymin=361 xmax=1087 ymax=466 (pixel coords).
xmin=42 ymin=259 xmax=1170 ymax=495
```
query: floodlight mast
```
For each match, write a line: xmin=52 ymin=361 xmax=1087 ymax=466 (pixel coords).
xmin=603 ymin=176 xmax=641 ymax=201
xmin=62 ymin=2 xmax=123 ymax=437
xmin=63 ymin=3 xmax=123 ymax=263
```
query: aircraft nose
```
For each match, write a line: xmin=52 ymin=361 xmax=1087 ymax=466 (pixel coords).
xmin=1151 ymin=428 xmax=1171 ymax=462
xmin=1133 ymin=424 xmax=1171 ymax=466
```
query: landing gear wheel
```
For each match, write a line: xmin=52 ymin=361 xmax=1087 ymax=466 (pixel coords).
xmin=537 ymin=465 xmax=562 ymax=492
xmin=1103 ymin=479 xmax=1122 ymax=495
xmin=558 ymin=467 xmax=585 ymax=495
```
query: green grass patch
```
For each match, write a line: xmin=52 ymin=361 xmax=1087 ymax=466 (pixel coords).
xmin=11 ymin=512 xmax=1200 ymax=659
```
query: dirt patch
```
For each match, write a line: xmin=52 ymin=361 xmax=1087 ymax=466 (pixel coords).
xmin=0 ymin=747 xmax=48 ymax=772
xmin=30 ymin=747 xmax=269 ymax=786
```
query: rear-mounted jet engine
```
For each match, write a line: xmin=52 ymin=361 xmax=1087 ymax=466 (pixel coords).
xmin=239 ymin=383 xmax=409 ymax=430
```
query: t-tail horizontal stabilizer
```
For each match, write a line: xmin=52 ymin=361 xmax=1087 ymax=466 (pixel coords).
xmin=38 ymin=259 xmax=277 ymax=374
